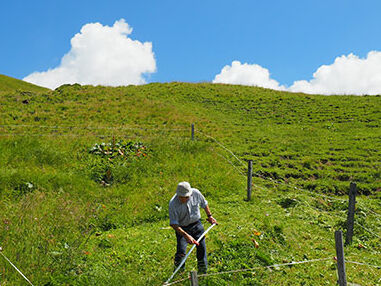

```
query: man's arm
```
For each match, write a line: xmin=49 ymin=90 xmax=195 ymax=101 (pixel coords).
xmin=169 ymin=201 xmax=199 ymax=244
xmin=204 ymin=205 xmax=218 ymax=225
xmin=170 ymin=224 xmax=199 ymax=245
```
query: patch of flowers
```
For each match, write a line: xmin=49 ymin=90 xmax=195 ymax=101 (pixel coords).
xmin=87 ymin=139 xmax=150 ymax=186
xmin=89 ymin=140 xmax=148 ymax=159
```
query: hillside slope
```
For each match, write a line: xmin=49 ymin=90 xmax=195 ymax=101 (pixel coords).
xmin=1 ymin=82 xmax=380 ymax=194
xmin=0 ymin=74 xmax=50 ymax=93
xmin=0 ymin=82 xmax=380 ymax=285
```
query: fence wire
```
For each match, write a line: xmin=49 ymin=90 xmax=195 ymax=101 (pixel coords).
xmin=165 ymin=257 xmax=333 ymax=285
xmin=198 ymin=130 xmax=246 ymax=168
xmin=0 ymin=123 xmax=188 ymax=132
xmin=165 ymin=256 xmax=381 ymax=286
xmin=346 ymin=260 xmax=381 ymax=269
xmin=198 ymin=129 xmax=348 ymax=203
xmin=0 ymin=248 xmax=35 ymax=286
xmin=1 ymin=123 xmax=380 ymax=285
xmin=354 ymin=221 xmax=381 ymax=239
xmin=197 ymin=129 xmax=381 ymax=238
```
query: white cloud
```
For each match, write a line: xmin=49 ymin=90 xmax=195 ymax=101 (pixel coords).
xmin=289 ymin=51 xmax=381 ymax=95
xmin=213 ymin=52 xmax=381 ymax=95
xmin=212 ymin=61 xmax=286 ymax=91
xmin=24 ymin=19 xmax=156 ymax=89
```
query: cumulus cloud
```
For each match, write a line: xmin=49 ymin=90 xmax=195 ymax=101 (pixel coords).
xmin=213 ymin=52 xmax=381 ymax=95
xmin=24 ymin=19 xmax=156 ymax=89
xmin=289 ymin=51 xmax=381 ymax=95
xmin=212 ymin=61 xmax=286 ymax=91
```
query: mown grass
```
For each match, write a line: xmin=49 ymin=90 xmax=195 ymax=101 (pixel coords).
xmin=0 ymin=81 xmax=380 ymax=285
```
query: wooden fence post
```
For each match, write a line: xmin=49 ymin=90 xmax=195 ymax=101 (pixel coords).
xmin=345 ymin=182 xmax=357 ymax=246
xmin=190 ymin=271 xmax=198 ymax=286
xmin=335 ymin=230 xmax=347 ymax=286
xmin=191 ymin=123 xmax=195 ymax=141
xmin=247 ymin=160 xmax=253 ymax=201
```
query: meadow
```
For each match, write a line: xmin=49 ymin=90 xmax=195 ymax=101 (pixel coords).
xmin=0 ymin=77 xmax=380 ymax=285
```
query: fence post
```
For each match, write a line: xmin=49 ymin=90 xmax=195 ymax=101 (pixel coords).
xmin=191 ymin=123 xmax=195 ymax=141
xmin=345 ymin=182 xmax=357 ymax=246
xmin=190 ymin=271 xmax=198 ymax=286
xmin=247 ymin=160 xmax=253 ymax=201
xmin=335 ymin=230 xmax=347 ymax=286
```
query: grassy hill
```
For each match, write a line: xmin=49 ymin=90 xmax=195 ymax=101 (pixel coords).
xmin=0 ymin=82 xmax=380 ymax=285
xmin=0 ymin=74 xmax=50 ymax=93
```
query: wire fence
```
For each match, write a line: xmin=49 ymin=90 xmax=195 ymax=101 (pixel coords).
xmin=196 ymin=129 xmax=381 ymax=232
xmin=164 ymin=257 xmax=333 ymax=286
xmin=1 ymin=123 xmax=380 ymax=285
xmin=195 ymin=127 xmax=380 ymax=285
xmin=1 ymin=123 xmax=379 ymax=236
xmin=0 ymin=123 xmax=191 ymax=144
xmin=0 ymin=123 xmax=189 ymax=141
xmin=354 ymin=221 xmax=381 ymax=239
xmin=0 ymin=123 xmax=188 ymax=132
xmin=165 ymin=257 xmax=381 ymax=285
xmin=197 ymin=129 xmax=349 ymax=202
xmin=346 ymin=260 xmax=381 ymax=269
xmin=1 ymin=122 xmax=379 ymax=224
xmin=0 ymin=249 xmax=34 ymax=286
xmin=162 ymin=129 xmax=380 ymax=285
xmin=197 ymin=130 xmax=246 ymax=168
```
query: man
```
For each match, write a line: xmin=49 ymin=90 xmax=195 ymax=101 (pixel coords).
xmin=169 ymin=181 xmax=218 ymax=274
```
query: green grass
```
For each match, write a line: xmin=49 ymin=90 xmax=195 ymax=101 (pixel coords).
xmin=0 ymin=81 xmax=380 ymax=285
xmin=0 ymin=74 xmax=50 ymax=93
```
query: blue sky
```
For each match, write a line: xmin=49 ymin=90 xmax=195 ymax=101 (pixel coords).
xmin=1 ymin=0 xmax=381 ymax=94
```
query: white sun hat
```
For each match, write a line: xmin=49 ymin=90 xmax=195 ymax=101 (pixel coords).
xmin=176 ymin=182 xmax=193 ymax=197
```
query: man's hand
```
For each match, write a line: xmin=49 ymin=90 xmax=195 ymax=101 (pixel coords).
xmin=204 ymin=205 xmax=218 ymax=225
xmin=207 ymin=216 xmax=218 ymax=225
xmin=185 ymin=234 xmax=199 ymax=246
xmin=171 ymin=224 xmax=199 ymax=245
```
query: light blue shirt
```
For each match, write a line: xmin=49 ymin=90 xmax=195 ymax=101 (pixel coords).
xmin=169 ymin=188 xmax=208 ymax=226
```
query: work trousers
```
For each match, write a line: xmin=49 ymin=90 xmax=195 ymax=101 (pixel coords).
xmin=174 ymin=220 xmax=207 ymax=273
